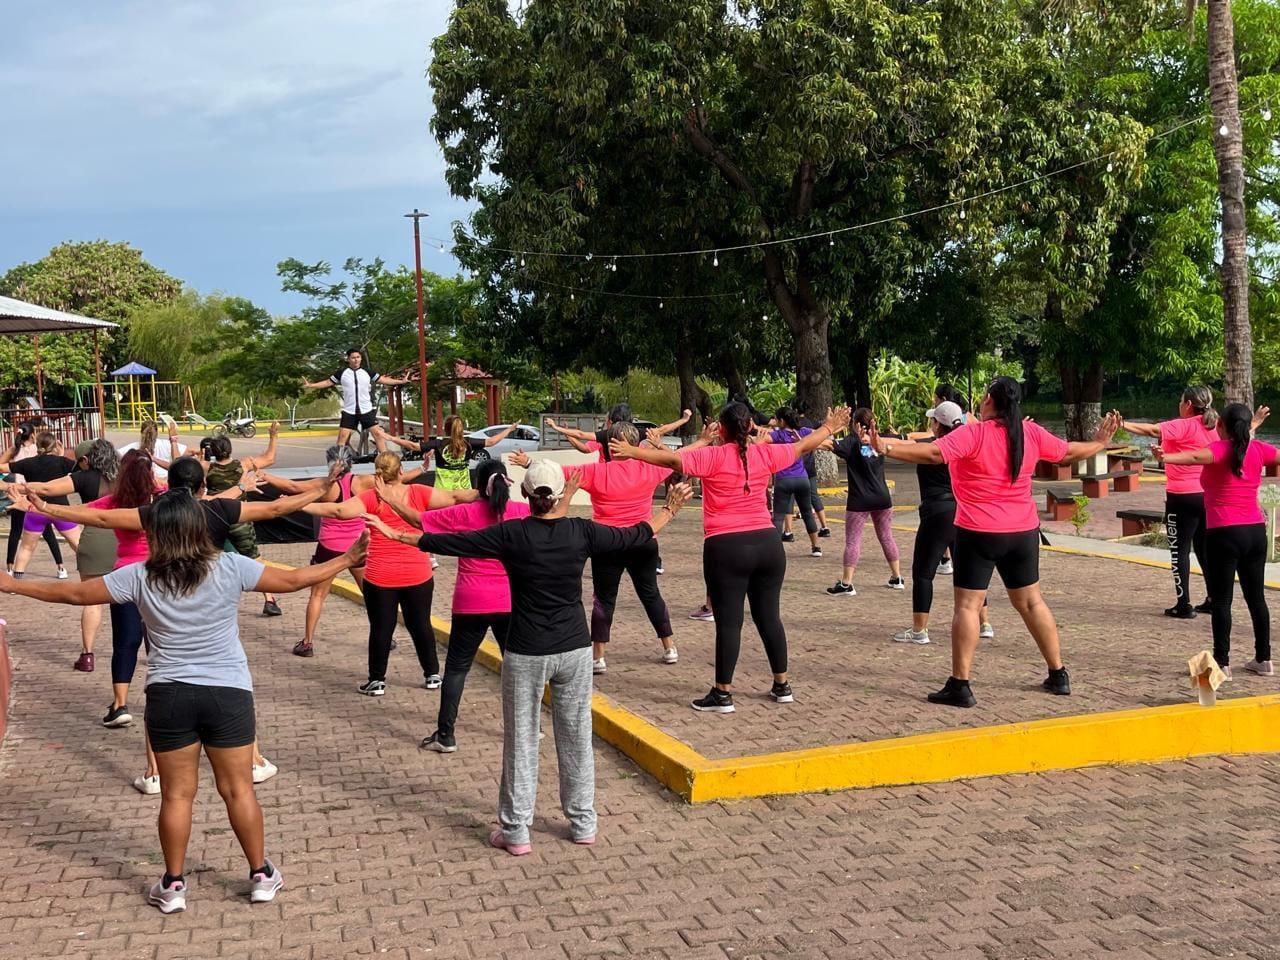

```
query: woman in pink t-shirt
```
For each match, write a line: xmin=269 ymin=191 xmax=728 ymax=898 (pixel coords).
xmin=1161 ymin=402 xmax=1275 ymax=678
xmin=613 ymin=402 xmax=850 ymax=714
xmin=1122 ymin=387 xmax=1219 ymax=618
xmin=875 ymin=377 xmax=1120 ymax=708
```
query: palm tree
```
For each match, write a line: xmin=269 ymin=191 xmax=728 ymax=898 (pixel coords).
xmin=1190 ymin=0 xmax=1253 ymax=405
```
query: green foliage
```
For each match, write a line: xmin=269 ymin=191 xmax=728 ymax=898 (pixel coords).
xmin=127 ymin=290 xmax=244 ymax=412
xmin=1070 ymin=494 xmax=1092 ymax=535
xmin=869 ymin=354 xmax=938 ymax=434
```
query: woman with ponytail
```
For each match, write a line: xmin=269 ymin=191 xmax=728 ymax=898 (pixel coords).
xmin=1160 ymin=402 xmax=1275 ymax=678
xmin=378 ymin=457 xmax=531 ymax=752
xmin=826 ymin=408 xmax=903 ymax=595
xmin=874 ymin=377 xmax=1121 ymax=708
xmin=1123 ymin=388 xmax=1219 ymax=618
xmin=613 ymin=402 xmax=851 ymax=713
xmin=121 ymin=419 xmax=186 ymax=480
xmin=388 ymin=416 xmax=520 ymax=491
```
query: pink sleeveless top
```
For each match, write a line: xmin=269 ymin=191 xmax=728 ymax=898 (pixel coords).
xmin=318 ymin=472 xmax=365 ymax=550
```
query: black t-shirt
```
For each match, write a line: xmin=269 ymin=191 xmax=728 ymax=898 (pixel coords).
xmin=72 ymin=468 xmax=110 ymax=505
xmin=11 ymin=455 xmax=75 ymax=505
xmin=798 ymin=417 xmax=820 ymax=477
xmin=422 ymin=437 xmax=485 ymax=471
xmin=915 ymin=438 xmax=954 ymax=505
xmin=831 ymin=436 xmax=892 ymax=512
xmin=139 ymin=498 xmax=242 ymax=545
xmin=415 ymin=516 xmax=654 ymax=656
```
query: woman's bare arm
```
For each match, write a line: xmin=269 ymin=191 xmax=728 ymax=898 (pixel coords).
xmin=0 ymin=571 xmax=114 ymax=605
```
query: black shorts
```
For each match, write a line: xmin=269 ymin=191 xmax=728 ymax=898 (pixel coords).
xmin=339 ymin=410 xmax=379 ymax=431
xmin=145 ymin=682 xmax=256 ymax=753
xmin=311 ymin=543 xmax=365 ymax=569
xmin=953 ymin=527 xmax=1041 ymax=591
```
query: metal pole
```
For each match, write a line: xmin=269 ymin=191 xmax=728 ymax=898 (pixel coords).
xmin=93 ymin=330 xmax=105 ymax=435
xmin=33 ymin=336 xmax=44 ymax=407
xmin=405 ymin=209 xmax=430 ymax=430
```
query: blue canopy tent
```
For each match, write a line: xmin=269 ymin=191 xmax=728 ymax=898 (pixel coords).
xmin=110 ymin=361 xmax=158 ymax=426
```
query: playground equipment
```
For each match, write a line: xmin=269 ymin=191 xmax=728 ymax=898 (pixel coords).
xmin=109 ymin=362 xmax=159 ymax=426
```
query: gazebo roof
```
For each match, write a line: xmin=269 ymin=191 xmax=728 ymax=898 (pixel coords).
xmin=0 ymin=295 xmax=118 ymax=335
xmin=427 ymin=360 xmax=500 ymax=384
xmin=111 ymin=361 xmax=157 ymax=377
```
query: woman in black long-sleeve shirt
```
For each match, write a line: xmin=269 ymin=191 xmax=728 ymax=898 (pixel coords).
xmin=367 ymin=460 xmax=691 ymax=855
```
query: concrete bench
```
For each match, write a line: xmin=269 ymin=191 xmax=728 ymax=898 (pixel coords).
xmin=1107 ymin=452 xmax=1145 ymax=474
xmin=1118 ymin=508 xmax=1165 ymax=537
xmin=1035 ymin=460 xmax=1074 ymax=481
xmin=1080 ymin=471 xmax=1140 ymax=498
xmin=1046 ymin=485 xmax=1080 ymax=521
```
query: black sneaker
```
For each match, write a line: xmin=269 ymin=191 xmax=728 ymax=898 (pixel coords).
xmin=1164 ymin=605 xmax=1196 ymax=620
xmin=769 ymin=681 xmax=794 ymax=703
xmin=691 ymin=688 xmax=735 ymax=714
xmin=817 ymin=527 xmax=831 ymax=539
xmin=420 ymin=731 xmax=458 ymax=753
xmin=1194 ymin=599 xmax=1213 ymax=614
xmin=357 ymin=680 xmax=387 ymax=697
xmin=781 ymin=532 xmax=796 ymax=543
xmin=825 ymin=581 xmax=855 ymax=596
xmin=102 ymin=704 xmax=133 ymax=727
xmin=927 ymin=677 xmax=976 ymax=708
xmin=262 ymin=599 xmax=282 ymax=617
xmin=886 ymin=577 xmax=906 ymax=590
xmin=1043 ymin=667 xmax=1071 ymax=696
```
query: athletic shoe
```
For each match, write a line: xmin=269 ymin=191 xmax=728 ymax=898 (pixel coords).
xmin=292 ymin=640 xmax=314 ymax=658
xmin=656 ymin=562 xmax=665 ymax=575
xmin=249 ymin=860 xmax=283 ymax=903
xmin=73 ymin=651 xmax=94 ymax=673
xmin=818 ymin=528 xmax=831 ymax=539
xmin=421 ymin=731 xmax=458 ymax=753
xmin=1043 ymin=667 xmax=1071 ymax=696
xmin=886 ymin=577 xmax=906 ymax=590
xmin=252 ymin=758 xmax=278 ymax=784
xmin=57 ymin=567 xmax=69 ymax=580
xmin=1164 ymin=605 xmax=1196 ymax=620
xmin=927 ymin=677 xmax=976 ymax=708
xmin=691 ymin=687 xmax=735 ymax=713
xmin=132 ymin=774 xmax=160 ymax=795
xmin=489 ymin=829 xmax=532 ymax=856
xmin=148 ymin=877 xmax=186 ymax=914
xmin=1245 ymin=660 xmax=1275 ymax=676
xmin=811 ymin=547 xmax=823 ymax=558
xmin=979 ymin=622 xmax=995 ymax=640
xmin=937 ymin=560 xmax=953 ymax=576
xmin=662 ymin=647 xmax=679 ymax=665
xmin=1195 ymin=599 xmax=1213 ymax=614
xmin=357 ymin=680 xmax=386 ymax=697
xmin=593 ymin=658 xmax=607 ymax=675
xmin=769 ymin=681 xmax=794 ymax=703
xmin=892 ymin=627 xmax=930 ymax=645
xmin=102 ymin=704 xmax=133 ymax=728
xmin=424 ymin=674 xmax=442 ymax=690
xmin=688 ymin=605 xmax=715 ymax=622
xmin=825 ymin=581 xmax=855 ymax=596
xmin=431 ymin=557 xmax=440 ymax=570
xmin=262 ymin=599 xmax=282 ymax=617
xmin=1221 ymin=664 xmax=1233 ymax=681
xmin=781 ymin=532 xmax=796 ymax=543
xmin=573 ymin=834 xmax=596 ymax=845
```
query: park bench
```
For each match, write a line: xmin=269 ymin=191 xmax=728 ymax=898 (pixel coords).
xmin=1034 ymin=460 xmax=1074 ymax=481
xmin=1107 ymin=451 xmax=1145 ymax=474
xmin=1080 ymin=471 xmax=1140 ymax=498
xmin=1045 ymin=485 xmax=1079 ymax=521
xmin=1118 ymin=508 xmax=1165 ymax=537
xmin=1266 ymin=462 xmax=1280 ymax=478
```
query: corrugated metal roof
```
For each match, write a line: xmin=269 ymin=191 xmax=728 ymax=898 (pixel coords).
xmin=0 ymin=295 xmax=118 ymax=334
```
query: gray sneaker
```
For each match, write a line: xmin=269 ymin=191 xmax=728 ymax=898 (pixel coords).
xmin=979 ymin=622 xmax=995 ymax=640
xmin=250 ymin=859 xmax=283 ymax=903
xmin=148 ymin=877 xmax=186 ymax=914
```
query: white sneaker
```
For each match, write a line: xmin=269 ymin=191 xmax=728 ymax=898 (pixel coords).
xmin=892 ymin=627 xmax=930 ymax=645
xmin=133 ymin=774 xmax=160 ymax=795
xmin=886 ymin=577 xmax=906 ymax=590
xmin=424 ymin=674 xmax=442 ymax=690
xmin=431 ymin=557 xmax=440 ymax=570
xmin=252 ymin=758 xmax=278 ymax=784
xmin=1245 ymin=660 xmax=1274 ymax=676
xmin=1222 ymin=665 xmax=1233 ymax=681
xmin=937 ymin=560 xmax=953 ymax=576
xmin=593 ymin=658 xmax=607 ymax=675
xmin=57 ymin=567 xmax=69 ymax=580
xmin=249 ymin=859 xmax=283 ymax=903
xmin=662 ymin=647 xmax=679 ymax=664
xmin=979 ymin=623 xmax=995 ymax=640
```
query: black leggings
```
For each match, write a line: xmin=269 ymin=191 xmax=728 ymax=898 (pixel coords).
xmin=590 ymin=539 xmax=671 ymax=644
xmin=704 ymin=528 xmax=788 ymax=685
xmin=1204 ymin=524 xmax=1270 ymax=667
xmin=807 ymin=475 xmax=824 ymax=517
xmin=1165 ymin=492 xmax=1209 ymax=610
xmin=772 ymin=475 xmax=818 ymax=535
xmin=438 ymin=612 xmax=510 ymax=739
xmin=362 ymin=579 xmax=438 ymax=682
xmin=110 ymin=601 xmax=147 ymax=685
xmin=912 ymin=502 xmax=956 ymax=615
xmin=6 ymin=509 xmax=63 ymax=567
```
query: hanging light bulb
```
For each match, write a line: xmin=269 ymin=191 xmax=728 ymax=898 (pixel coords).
xmin=439 ymin=244 xmax=447 ymax=254
xmin=585 ymin=252 xmax=593 ymax=261
xmin=959 ymin=207 xmax=966 ymax=221
xmin=659 ymin=301 xmax=664 ymax=309
xmin=610 ymin=258 xmax=618 ymax=272
xmin=570 ymin=292 xmax=575 ymax=301
xmin=713 ymin=251 xmax=719 ymax=267
xmin=1106 ymin=162 xmax=1114 ymax=173
xmin=828 ymin=234 xmax=835 ymax=247
xmin=741 ymin=297 xmax=746 ymax=305
xmin=520 ymin=257 xmax=526 ymax=267
xmin=761 ymin=314 xmax=768 ymax=322
xmin=1263 ymin=107 xmax=1273 ymax=122
xmin=1219 ymin=122 xmax=1230 ymax=136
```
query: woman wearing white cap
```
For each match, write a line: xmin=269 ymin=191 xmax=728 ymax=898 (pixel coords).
xmin=366 ymin=460 xmax=691 ymax=855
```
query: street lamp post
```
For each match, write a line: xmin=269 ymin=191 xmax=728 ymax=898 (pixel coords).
xmin=404 ymin=209 xmax=431 ymax=433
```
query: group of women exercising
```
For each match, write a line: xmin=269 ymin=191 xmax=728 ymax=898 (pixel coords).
xmin=0 ymin=374 xmax=1274 ymax=912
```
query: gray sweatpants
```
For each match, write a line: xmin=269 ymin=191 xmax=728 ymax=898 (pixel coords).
xmin=498 ymin=647 xmax=596 ymax=846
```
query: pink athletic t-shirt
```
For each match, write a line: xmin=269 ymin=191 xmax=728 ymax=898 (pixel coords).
xmin=936 ymin=419 xmax=1070 ymax=533
xmin=1160 ymin=417 xmax=1217 ymax=495
xmin=89 ymin=495 xmax=150 ymax=568
xmin=420 ymin=500 xmax=532 ymax=613
xmin=318 ymin=473 xmax=365 ymax=551
xmin=1201 ymin=439 xmax=1278 ymax=529
xmin=567 ymin=459 xmax=672 ymax=529
xmin=584 ymin=440 xmax=606 ymax=461
xmin=678 ymin=442 xmax=798 ymax=537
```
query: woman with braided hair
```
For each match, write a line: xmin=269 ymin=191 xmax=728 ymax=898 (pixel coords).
xmin=613 ymin=401 xmax=850 ymax=714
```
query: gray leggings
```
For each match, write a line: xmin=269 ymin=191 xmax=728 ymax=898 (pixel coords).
xmin=498 ymin=647 xmax=596 ymax=845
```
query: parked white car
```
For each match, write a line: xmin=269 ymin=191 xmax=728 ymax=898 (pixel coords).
xmin=466 ymin=424 xmax=541 ymax=463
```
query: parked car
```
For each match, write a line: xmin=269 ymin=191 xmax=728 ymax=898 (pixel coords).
xmin=466 ymin=424 xmax=540 ymax=463
xmin=633 ymin=420 xmax=684 ymax=451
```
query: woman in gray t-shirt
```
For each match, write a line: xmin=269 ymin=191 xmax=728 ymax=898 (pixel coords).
xmin=0 ymin=491 xmax=367 ymax=915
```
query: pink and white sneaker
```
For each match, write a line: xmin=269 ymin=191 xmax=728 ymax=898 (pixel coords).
xmin=489 ymin=829 xmax=532 ymax=856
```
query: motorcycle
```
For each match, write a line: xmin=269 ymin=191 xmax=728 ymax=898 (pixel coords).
xmin=213 ymin=411 xmax=257 ymax=439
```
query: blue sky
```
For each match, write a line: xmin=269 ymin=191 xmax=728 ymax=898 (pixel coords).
xmin=0 ymin=0 xmax=472 ymax=314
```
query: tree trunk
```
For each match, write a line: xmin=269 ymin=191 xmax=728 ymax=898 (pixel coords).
xmin=676 ymin=328 xmax=710 ymax=437
xmin=792 ymin=309 xmax=834 ymax=415
xmin=1059 ymin=361 xmax=1104 ymax=442
xmin=719 ymin=350 xmax=749 ymax=402
xmin=1208 ymin=0 xmax=1253 ymax=406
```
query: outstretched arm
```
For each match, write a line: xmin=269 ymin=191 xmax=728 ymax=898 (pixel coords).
xmin=239 ymin=464 xmax=340 ymax=521
xmin=0 ymin=571 xmax=114 ymax=605
xmin=1060 ymin=411 xmax=1122 ymax=464
xmin=482 ymin=424 xmax=519 ymax=447
xmin=652 ymin=409 xmax=693 ymax=438
xmin=302 ymin=378 xmax=333 ymax=390
xmin=366 ymin=514 xmax=507 ymax=559
xmin=242 ymin=422 xmax=280 ymax=472
xmin=545 ymin=418 xmax=594 ymax=442
xmin=609 ymin=440 xmax=682 ymax=470
xmin=258 ymin=471 xmax=330 ymax=496
xmin=383 ymin=434 xmax=423 ymax=452
xmin=1158 ymin=446 xmax=1215 ymax=466
xmin=1120 ymin=420 xmax=1161 ymax=439
xmin=253 ymin=534 xmax=368 ymax=593
xmin=25 ymin=493 xmax=143 ymax=531
xmin=19 ymin=476 xmax=76 ymax=498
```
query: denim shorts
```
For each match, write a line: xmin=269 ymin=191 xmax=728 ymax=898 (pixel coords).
xmin=145 ymin=682 xmax=256 ymax=752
